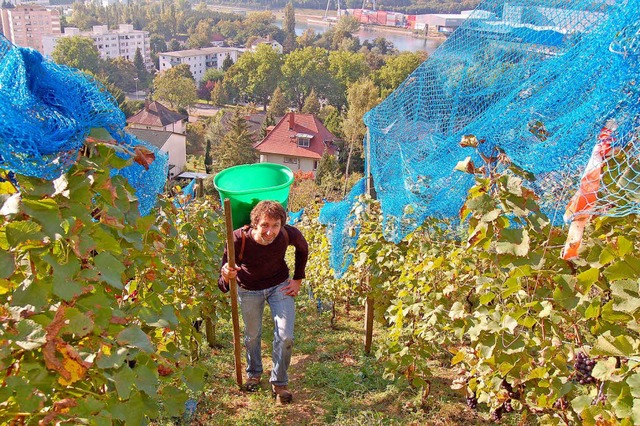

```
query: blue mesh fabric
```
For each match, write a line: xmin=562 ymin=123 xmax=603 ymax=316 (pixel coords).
xmin=0 ymin=35 xmax=167 ymax=215
xmin=113 ymin=132 xmax=169 ymax=216
xmin=319 ymin=178 xmax=366 ymax=278
xmin=322 ymin=0 xmax=640 ymax=273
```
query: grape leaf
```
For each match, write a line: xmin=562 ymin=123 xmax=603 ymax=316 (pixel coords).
xmin=117 ymin=325 xmax=155 ymax=353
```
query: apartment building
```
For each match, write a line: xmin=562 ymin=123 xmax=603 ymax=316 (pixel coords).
xmin=1 ymin=5 xmax=61 ymax=53
xmin=158 ymin=47 xmax=241 ymax=82
xmin=42 ymin=24 xmax=153 ymax=69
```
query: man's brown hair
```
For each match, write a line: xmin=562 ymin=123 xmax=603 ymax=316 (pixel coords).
xmin=250 ymin=200 xmax=286 ymax=227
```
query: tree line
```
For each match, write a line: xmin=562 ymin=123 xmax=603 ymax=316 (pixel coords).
xmin=208 ymin=0 xmax=482 ymax=15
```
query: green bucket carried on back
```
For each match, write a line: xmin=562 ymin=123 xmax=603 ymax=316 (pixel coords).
xmin=214 ymin=163 xmax=295 ymax=229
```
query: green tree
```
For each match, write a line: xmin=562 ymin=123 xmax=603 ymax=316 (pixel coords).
xmin=51 ymin=36 xmax=102 ymax=75
xmin=164 ymin=63 xmax=195 ymax=81
xmin=133 ymin=48 xmax=150 ymax=88
xmin=269 ymin=87 xmax=288 ymax=117
xmin=281 ymin=46 xmax=335 ymax=110
xmin=282 ymin=1 xmax=296 ymax=53
xmin=153 ymin=71 xmax=197 ymax=110
xmin=186 ymin=121 xmax=207 ymax=156
xmin=68 ymin=1 xmax=99 ymax=30
xmin=211 ymin=109 xmax=258 ymax=173
xmin=297 ymin=28 xmax=317 ymax=48
xmin=283 ymin=1 xmax=296 ymax=36
xmin=375 ymin=51 xmax=427 ymax=98
xmin=342 ymin=78 xmax=379 ymax=186
xmin=328 ymin=49 xmax=370 ymax=108
xmin=204 ymin=138 xmax=213 ymax=173
xmin=244 ymin=11 xmax=277 ymax=38
xmin=318 ymin=15 xmax=360 ymax=51
xmin=283 ymin=33 xmax=297 ymax=54
xmin=329 ymin=50 xmax=370 ymax=87
xmin=210 ymin=81 xmax=228 ymax=106
xmin=188 ymin=19 xmax=213 ymax=48
xmin=202 ymin=68 xmax=225 ymax=84
xmin=259 ymin=111 xmax=276 ymax=139
xmin=103 ymin=56 xmax=137 ymax=92
xmin=204 ymin=110 xmax=224 ymax=173
xmin=150 ymin=34 xmax=168 ymax=53
xmin=315 ymin=149 xmax=341 ymax=189
xmin=226 ymin=44 xmax=282 ymax=110
xmin=334 ymin=15 xmax=360 ymax=34
xmin=168 ymin=39 xmax=182 ymax=51
xmin=301 ymin=89 xmax=320 ymax=115
xmin=222 ymin=54 xmax=234 ymax=71
xmin=319 ymin=105 xmax=342 ymax=138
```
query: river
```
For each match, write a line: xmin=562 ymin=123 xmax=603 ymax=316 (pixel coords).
xmin=210 ymin=5 xmax=444 ymax=54
xmin=291 ymin=19 xmax=444 ymax=54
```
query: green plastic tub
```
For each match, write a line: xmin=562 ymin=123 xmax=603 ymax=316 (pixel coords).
xmin=214 ymin=163 xmax=295 ymax=229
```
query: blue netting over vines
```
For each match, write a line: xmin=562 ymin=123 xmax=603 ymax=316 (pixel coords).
xmin=319 ymin=178 xmax=366 ymax=275
xmin=322 ymin=0 xmax=640 ymax=276
xmin=0 ymin=35 xmax=167 ymax=215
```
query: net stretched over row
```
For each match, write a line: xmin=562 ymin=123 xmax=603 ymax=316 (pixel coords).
xmin=0 ymin=35 xmax=167 ymax=215
xmin=323 ymin=0 xmax=640 ymax=276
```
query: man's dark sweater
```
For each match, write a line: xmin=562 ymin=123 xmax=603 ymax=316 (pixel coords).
xmin=218 ymin=224 xmax=309 ymax=291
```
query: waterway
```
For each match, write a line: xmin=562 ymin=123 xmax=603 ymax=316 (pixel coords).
xmin=210 ymin=5 xmax=444 ymax=54
xmin=292 ymin=19 xmax=444 ymax=54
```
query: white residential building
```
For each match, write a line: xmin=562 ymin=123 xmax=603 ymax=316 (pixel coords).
xmin=158 ymin=47 xmax=241 ymax=82
xmin=42 ymin=24 xmax=153 ymax=69
xmin=1 ymin=5 xmax=61 ymax=53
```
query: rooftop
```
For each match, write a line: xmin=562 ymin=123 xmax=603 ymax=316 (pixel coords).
xmin=126 ymin=101 xmax=187 ymax=128
xmin=126 ymin=128 xmax=174 ymax=149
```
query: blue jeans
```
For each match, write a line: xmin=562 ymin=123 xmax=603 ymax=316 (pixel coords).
xmin=238 ymin=281 xmax=295 ymax=386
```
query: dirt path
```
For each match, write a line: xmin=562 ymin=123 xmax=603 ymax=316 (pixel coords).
xmin=183 ymin=302 xmax=517 ymax=425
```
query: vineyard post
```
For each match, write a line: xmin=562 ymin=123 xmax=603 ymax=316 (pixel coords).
xmin=364 ymin=130 xmax=375 ymax=355
xmin=224 ymin=199 xmax=244 ymax=388
xmin=196 ymin=177 xmax=204 ymax=198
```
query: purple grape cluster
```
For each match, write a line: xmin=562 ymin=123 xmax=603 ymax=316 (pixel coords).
xmin=490 ymin=399 xmax=514 ymax=422
xmin=574 ymin=352 xmax=597 ymax=385
xmin=490 ymin=405 xmax=504 ymax=422
xmin=466 ymin=394 xmax=478 ymax=410
xmin=488 ymin=380 xmax=520 ymax=422
xmin=502 ymin=380 xmax=520 ymax=399
xmin=553 ymin=397 xmax=567 ymax=410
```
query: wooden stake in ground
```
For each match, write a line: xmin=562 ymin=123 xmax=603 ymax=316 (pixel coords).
xmin=364 ymin=132 xmax=376 ymax=355
xmin=224 ymin=199 xmax=243 ymax=388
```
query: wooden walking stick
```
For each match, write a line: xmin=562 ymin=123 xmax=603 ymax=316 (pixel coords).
xmin=223 ymin=199 xmax=243 ymax=388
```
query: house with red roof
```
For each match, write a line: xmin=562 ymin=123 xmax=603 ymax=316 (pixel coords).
xmin=254 ymin=112 xmax=338 ymax=174
xmin=211 ymin=33 xmax=226 ymax=47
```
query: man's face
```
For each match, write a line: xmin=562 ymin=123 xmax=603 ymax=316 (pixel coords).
xmin=255 ymin=215 xmax=281 ymax=245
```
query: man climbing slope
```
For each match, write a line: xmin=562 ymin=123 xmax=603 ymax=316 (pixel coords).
xmin=218 ymin=200 xmax=309 ymax=404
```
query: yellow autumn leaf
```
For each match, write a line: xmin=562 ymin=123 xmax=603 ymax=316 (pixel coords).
xmin=57 ymin=344 xmax=89 ymax=386
xmin=0 ymin=180 xmax=17 ymax=194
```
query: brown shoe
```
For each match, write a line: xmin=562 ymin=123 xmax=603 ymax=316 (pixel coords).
xmin=272 ymin=384 xmax=293 ymax=404
xmin=244 ymin=376 xmax=261 ymax=392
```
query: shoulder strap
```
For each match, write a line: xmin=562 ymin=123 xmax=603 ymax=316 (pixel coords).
xmin=238 ymin=225 xmax=251 ymax=263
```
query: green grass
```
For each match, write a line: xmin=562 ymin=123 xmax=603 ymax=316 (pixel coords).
xmin=153 ymin=296 xmax=533 ymax=425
